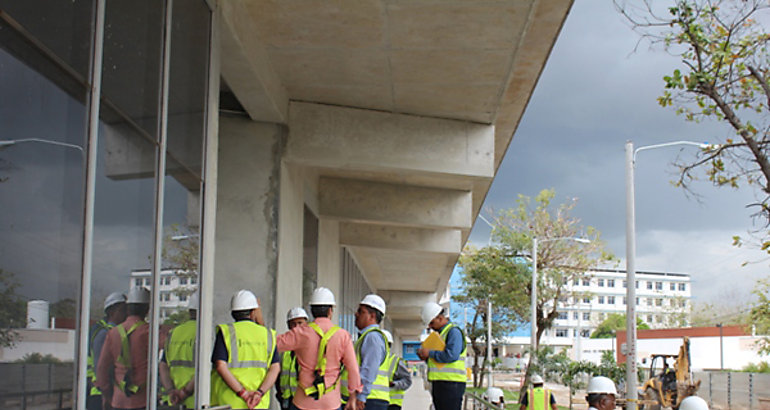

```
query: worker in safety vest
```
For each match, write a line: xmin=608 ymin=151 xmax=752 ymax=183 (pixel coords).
xmin=417 ymin=302 xmax=466 ymax=410
xmin=584 ymin=376 xmax=617 ymax=410
xmin=278 ymin=287 xmax=361 ymax=410
xmin=484 ymin=387 xmax=505 ymax=407
xmin=95 ymin=287 xmax=151 ymax=410
xmin=380 ymin=329 xmax=411 ymax=410
xmin=87 ymin=292 xmax=126 ymax=410
xmin=277 ymin=307 xmax=309 ymax=410
xmin=520 ymin=375 xmax=556 ymax=410
xmin=351 ymin=294 xmax=390 ymax=410
xmin=159 ymin=291 xmax=199 ymax=408
xmin=211 ymin=290 xmax=280 ymax=409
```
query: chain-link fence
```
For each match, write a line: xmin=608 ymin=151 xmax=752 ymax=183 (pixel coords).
xmin=693 ymin=371 xmax=770 ymax=410
xmin=0 ymin=363 xmax=74 ymax=409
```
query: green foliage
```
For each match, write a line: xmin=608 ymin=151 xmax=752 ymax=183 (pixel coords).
xmin=750 ymin=278 xmax=770 ymax=354
xmin=741 ymin=361 xmax=770 ymax=373
xmin=0 ymin=269 xmax=26 ymax=347
xmin=163 ymin=310 xmax=192 ymax=327
xmin=15 ymin=353 xmax=63 ymax=364
xmin=591 ymin=313 xmax=650 ymax=338
xmin=618 ymin=0 xmax=770 ymax=248
xmin=50 ymin=298 xmax=77 ymax=320
xmin=161 ymin=224 xmax=199 ymax=299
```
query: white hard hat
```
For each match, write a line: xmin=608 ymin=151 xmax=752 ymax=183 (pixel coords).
xmin=309 ymin=287 xmax=336 ymax=306
xmin=586 ymin=376 xmax=617 ymax=395
xmin=679 ymin=396 xmax=709 ymax=410
xmin=382 ymin=329 xmax=394 ymax=345
xmin=421 ymin=302 xmax=443 ymax=326
xmin=531 ymin=374 xmax=544 ymax=384
xmin=103 ymin=292 xmax=126 ymax=311
xmin=287 ymin=307 xmax=309 ymax=322
xmin=231 ymin=290 xmax=259 ymax=311
xmin=485 ymin=387 xmax=504 ymax=404
xmin=127 ymin=287 xmax=150 ymax=304
xmin=187 ymin=292 xmax=199 ymax=310
xmin=360 ymin=294 xmax=386 ymax=315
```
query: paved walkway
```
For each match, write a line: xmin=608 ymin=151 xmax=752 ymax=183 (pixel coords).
xmin=402 ymin=380 xmax=433 ymax=409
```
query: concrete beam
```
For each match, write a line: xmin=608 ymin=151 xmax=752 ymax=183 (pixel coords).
xmin=391 ymin=319 xmax=426 ymax=338
xmin=287 ymin=102 xmax=494 ymax=178
xmin=319 ymin=177 xmax=472 ymax=229
xmin=219 ymin=1 xmax=288 ymax=123
xmin=339 ymin=222 xmax=461 ymax=254
xmin=380 ymin=290 xmax=437 ymax=320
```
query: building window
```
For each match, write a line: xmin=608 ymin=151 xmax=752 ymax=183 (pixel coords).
xmin=647 ymin=298 xmax=652 ymax=306
xmin=607 ymin=279 xmax=615 ymax=287
xmin=636 ymin=281 xmax=639 ymax=289
xmin=656 ymin=298 xmax=663 ymax=307
xmin=597 ymin=312 xmax=605 ymax=320
xmin=670 ymin=283 xmax=676 ymax=291
xmin=583 ymin=278 xmax=590 ymax=286
xmin=680 ymin=300 xmax=687 ymax=308
xmin=598 ymin=296 xmax=605 ymax=304
xmin=583 ymin=312 xmax=590 ymax=320
xmin=598 ymin=279 xmax=605 ymax=287
xmin=655 ymin=281 xmax=663 ymax=290
xmin=135 ymin=278 xmax=143 ymax=287
xmin=623 ymin=280 xmax=627 ymax=288
xmin=191 ymin=276 xmax=198 ymax=285
xmin=655 ymin=315 xmax=662 ymax=323
xmin=573 ymin=312 xmax=578 ymax=320
xmin=636 ymin=297 xmax=639 ymax=305
xmin=581 ymin=329 xmax=591 ymax=337
xmin=179 ymin=294 xmax=187 ymax=302
xmin=180 ymin=277 xmax=188 ymax=285
xmin=679 ymin=283 xmax=686 ymax=291
xmin=555 ymin=329 xmax=568 ymax=337
xmin=623 ymin=296 xmax=627 ymax=305
xmin=647 ymin=314 xmax=654 ymax=323
xmin=647 ymin=281 xmax=653 ymax=290
xmin=670 ymin=299 xmax=677 ymax=307
xmin=583 ymin=297 xmax=590 ymax=304
xmin=558 ymin=312 xmax=568 ymax=320
xmin=608 ymin=296 xmax=615 ymax=304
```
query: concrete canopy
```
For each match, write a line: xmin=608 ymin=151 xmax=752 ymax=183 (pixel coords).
xmin=219 ymin=0 xmax=573 ymax=340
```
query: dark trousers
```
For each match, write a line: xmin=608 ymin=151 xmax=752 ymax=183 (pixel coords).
xmin=86 ymin=394 xmax=103 ymax=410
xmin=363 ymin=399 xmax=390 ymax=410
xmin=388 ymin=405 xmax=402 ymax=410
xmin=431 ymin=381 xmax=465 ymax=410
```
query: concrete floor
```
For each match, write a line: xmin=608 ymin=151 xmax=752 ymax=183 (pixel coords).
xmin=403 ymin=380 xmax=434 ymax=409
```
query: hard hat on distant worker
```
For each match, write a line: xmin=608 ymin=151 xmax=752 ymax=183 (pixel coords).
xmin=127 ymin=287 xmax=151 ymax=304
xmin=287 ymin=307 xmax=309 ymax=322
xmin=103 ymin=292 xmax=126 ymax=311
xmin=421 ymin=302 xmax=443 ymax=326
xmin=586 ymin=376 xmax=617 ymax=396
xmin=531 ymin=375 xmax=544 ymax=384
xmin=679 ymin=396 xmax=709 ymax=410
xmin=382 ymin=329 xmax=394 ymax=345
xmin=309 ymin=287 xmax=336 ymax=306
xmin=187 ymin=292 xmax=199 ymax=310
xmin=360 ymin=294 xmax=386 ymax=315
xmin=484 ymin=387 xmax=504 ymax=404
xmin=231 ymin=289 xmax=259 ymax=311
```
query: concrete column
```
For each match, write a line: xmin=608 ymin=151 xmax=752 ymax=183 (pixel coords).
xmin=317 ymin=219 xmax=341 ymax=299
xmin=275 ymin=162 xmax=304 ymax=332
xmin=214 ymin=116 xmax=283 ymax=328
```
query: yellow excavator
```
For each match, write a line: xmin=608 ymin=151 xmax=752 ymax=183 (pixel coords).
xmin=640 ymin=337 xmax=701 ymax=410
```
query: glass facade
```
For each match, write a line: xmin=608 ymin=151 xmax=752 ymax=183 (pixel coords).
xmin=0 ymin=0 xmax=212 ymax=408
xmin=340 ymin=248 xmax=371 ymax=336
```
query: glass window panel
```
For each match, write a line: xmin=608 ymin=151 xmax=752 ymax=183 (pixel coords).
xmin=0 ymin=2 xmax=92 ymax=407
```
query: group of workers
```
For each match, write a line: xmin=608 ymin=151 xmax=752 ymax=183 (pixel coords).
xmin=86 ymin=285 xmax=714 ymax=410
xmin=86 ymin=286 xmax=463 ymax=410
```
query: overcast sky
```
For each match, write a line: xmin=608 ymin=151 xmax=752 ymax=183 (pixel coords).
xmin=464 ymin=1 xmax=769 ymax=305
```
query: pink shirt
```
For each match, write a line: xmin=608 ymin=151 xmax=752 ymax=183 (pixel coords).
xmin=277 ymin=317 xmax=362 ymax=410
xmin=95 ymin=316 xmax=150 ymax=409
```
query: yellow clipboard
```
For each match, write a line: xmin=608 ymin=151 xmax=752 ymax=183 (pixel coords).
xmin=421 ymin=331 xmax=447 ymax=368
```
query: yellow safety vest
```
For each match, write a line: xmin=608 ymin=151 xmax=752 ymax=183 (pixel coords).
xmin=115 ymin=320 xmax=147 ymax=396
xmin=210 ymin=321 xmax=276 ymax=409
xmin=387 ymin=353 xmax=405 ymax=407
xmin=427 ymin=323 xmax=466 ymax=382
xmin=279 ymin=351 xmax=298 ymax=401
xmin=341 ymin=327 xmax=391 ymax=403
xmin=165 ymin=320 xmax=197 ymax=408
xmin=302 ymin=323 xmax=342 ymax=399
xmin=87 ymin=320 xmax=113 ymax=396
xmin=528 ymin=386 xmax=551 ymax=410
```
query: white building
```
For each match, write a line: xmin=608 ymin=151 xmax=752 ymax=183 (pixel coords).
xmin=547 ymin=269 xmax=692 ymax=339
xmin=129 ymin=269 xmax=198 ymax=320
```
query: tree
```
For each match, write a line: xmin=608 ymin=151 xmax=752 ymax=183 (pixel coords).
xmin=454 ymin=245 xmax=525 ymax=388
xmin=591 ymin=313 xmax=650 ymax=339
xmin=161 ymin=224 xmax=199 ymax=299
xmin=0 ymin=269 xmax=26 ymax=347
xmin=616 ymin=0 xmax=770 ymax=247
xmin=689 ymin=295 xmax=750 ymax=327
xmin=750 ymin=277 xmax=770 ymax=354
xmin=489 ymin=189 xmax=614 ymax=398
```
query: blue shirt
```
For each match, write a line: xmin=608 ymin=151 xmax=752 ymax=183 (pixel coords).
xmin=428 ymin=323 xmax=463 ymax=363
xmin=357 ymin=324 xmax=387 ymax=402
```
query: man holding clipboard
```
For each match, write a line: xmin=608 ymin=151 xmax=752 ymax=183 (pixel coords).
xmin=416 ymin=302 xmax=466 ymax=410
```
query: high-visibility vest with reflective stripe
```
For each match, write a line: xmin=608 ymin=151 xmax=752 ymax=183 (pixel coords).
xmin=166 ymin=320 xmax=197 ymax=408
xmin=115 ymin=320 xmax=147 ymax=396
xmin=427 ymin=323 xmax=466 ymax=382
xmin=88 ymin=320 xmax=113 ymax=396
xmin=341 ymin=327 xmax=391 ymax=403
xmin=279 ymin=351 xmax=298 ymax=400
xmin=302 ymin=323 xmax=342 ymax=399
xmin=528 ymin=387 xmax=551 ymax=410
xmin=387 ymin=353 xmax=405 ymax=407
xmin=210 ymin=321 xmax=276 ymax=409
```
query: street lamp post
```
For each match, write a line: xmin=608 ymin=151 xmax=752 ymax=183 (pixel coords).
xmin=476 ymin=214 xmax=496 ymax=388
xmin=624 ymin=140 xmax=713 ymax=410
xmin=531 ymin=237 xmax=590 ymax=368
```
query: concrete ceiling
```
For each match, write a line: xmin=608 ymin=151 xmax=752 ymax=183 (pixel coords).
xmin=220 ymin=0 xmax=574 ymax=340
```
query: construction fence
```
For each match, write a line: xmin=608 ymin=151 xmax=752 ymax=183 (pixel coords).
xmin=693 ymin=371 xmax=770 ymax=410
